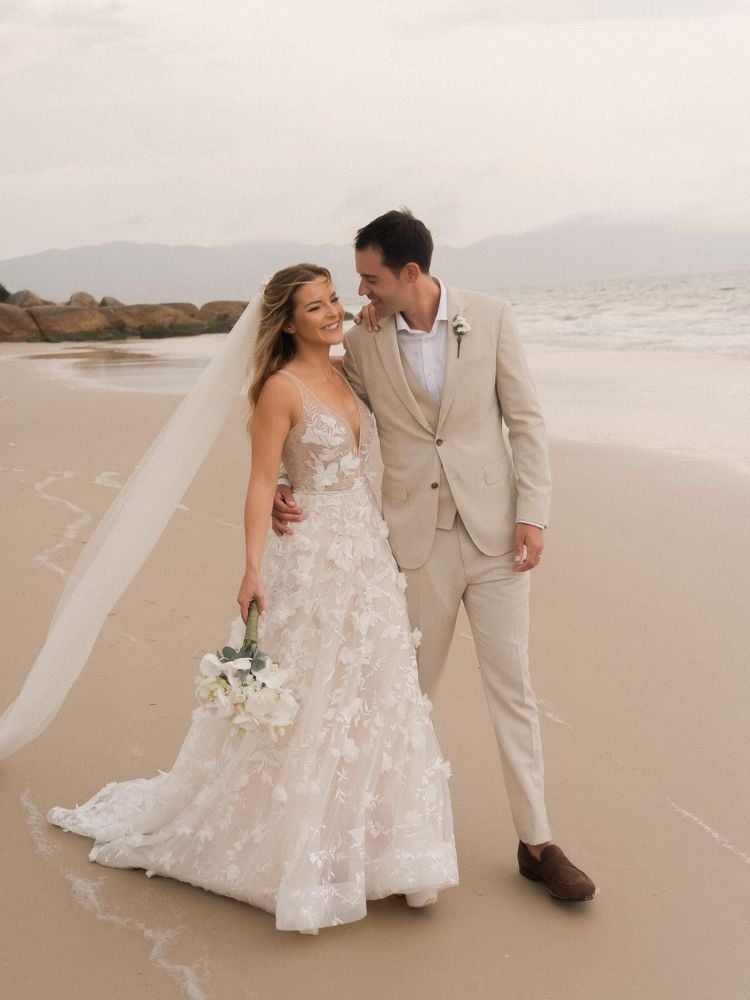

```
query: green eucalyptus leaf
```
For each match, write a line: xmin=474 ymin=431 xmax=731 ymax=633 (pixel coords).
xmin=252 ymin=652 xmax=271 ymax=672
xmin=221 ymin=646 xmax=237 ymax=660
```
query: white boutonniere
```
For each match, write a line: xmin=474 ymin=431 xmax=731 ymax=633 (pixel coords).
xmin=452 ymin=314 xmax=470 ymax=357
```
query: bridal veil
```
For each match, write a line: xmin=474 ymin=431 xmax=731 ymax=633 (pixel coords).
xmin=0 ymin=295 xmax=262 ymax=759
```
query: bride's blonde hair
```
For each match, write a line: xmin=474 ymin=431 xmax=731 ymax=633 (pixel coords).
xmin=248 ymin=263 xmax=332 ymax=413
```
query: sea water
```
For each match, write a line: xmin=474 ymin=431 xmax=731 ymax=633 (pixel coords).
xmin=500 ymin=270 xmax=750 ymax=356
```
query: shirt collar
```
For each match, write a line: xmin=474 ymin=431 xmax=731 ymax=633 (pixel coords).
xmin=395 ymin=278 xmax=447 ymax=335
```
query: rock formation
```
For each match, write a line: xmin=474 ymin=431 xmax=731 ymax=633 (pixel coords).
xmin=0 ymin=304 xmax=41 ymax=341
xmin=68 ymin=291 xmax=99 ymax=309
xmin=161 ymin=302 xmax=199 ymax=318
xmin=197 ymin=301 xmax=248 ymax=324
xmin=100 ymin=304 xmax=206 ymax=335
xmin=7 ymin=289 xmax=55 ymax=308
xmin=0 ymin=289 xmax=249 ymax=342
xmin=26 ymin=306 xmax=116 ymax=341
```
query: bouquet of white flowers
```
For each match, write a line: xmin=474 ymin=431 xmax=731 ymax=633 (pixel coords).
xmin=195 ymin=602 xmax=298 ymax=739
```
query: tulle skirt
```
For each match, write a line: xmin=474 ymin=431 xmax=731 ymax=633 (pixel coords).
xmin=49 ymin=483 xmax=458 ymax=932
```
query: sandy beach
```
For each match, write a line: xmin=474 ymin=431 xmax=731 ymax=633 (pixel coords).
xmin=1 ymin=340 xmax=749 ymax=1000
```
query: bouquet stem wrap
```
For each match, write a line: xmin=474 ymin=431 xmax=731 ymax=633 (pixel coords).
xmin=244 ymin=601 xmax=260 ymax=654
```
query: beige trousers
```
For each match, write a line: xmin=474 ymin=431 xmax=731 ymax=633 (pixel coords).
xmin=403 ymin=518 xmax=551 ymax=845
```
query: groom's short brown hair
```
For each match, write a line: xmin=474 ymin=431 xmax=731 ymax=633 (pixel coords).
xmin=355 ymin=209 xmax=433 ymax=275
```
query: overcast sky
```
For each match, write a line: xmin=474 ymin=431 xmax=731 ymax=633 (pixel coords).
xmin=2 ymin=0 xmax=749 ymax=258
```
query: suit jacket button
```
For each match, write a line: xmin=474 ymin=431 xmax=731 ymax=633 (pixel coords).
xmin=435 ymin=438 xmax=443 ymax=446
xmin=430 ymin=481 xmax=439 ymax=489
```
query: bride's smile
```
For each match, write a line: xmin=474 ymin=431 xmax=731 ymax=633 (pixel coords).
xmin=287 ymin=276 xmax=345 ymax=347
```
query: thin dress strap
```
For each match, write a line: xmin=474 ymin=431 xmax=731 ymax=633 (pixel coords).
xmin=278 ymin=368 xmax=306 ymax=395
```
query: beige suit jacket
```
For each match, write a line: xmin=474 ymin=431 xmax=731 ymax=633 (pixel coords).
xmin=343 ymin=287 xmax=552 ymax=570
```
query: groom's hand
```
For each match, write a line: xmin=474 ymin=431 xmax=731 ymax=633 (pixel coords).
xmin=514 ymin=523 xmax=544 ymax=571
xmin=272 ymin=485 xmax=304 ymax=536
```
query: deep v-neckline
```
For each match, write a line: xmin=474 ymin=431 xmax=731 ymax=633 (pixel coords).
xmin=282 ymin=367 xmax=363 ymax=455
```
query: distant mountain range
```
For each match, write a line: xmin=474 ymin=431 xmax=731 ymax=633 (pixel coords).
xmin=2 ymin=216 xmax=749 ymax=303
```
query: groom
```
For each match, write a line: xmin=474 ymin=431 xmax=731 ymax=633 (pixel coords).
xmin=275 ymin=209 xmax=595 ymax=902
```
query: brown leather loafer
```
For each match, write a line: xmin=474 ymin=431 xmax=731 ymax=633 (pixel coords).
xmin=518 ymin=842 xmax=596 ymax=901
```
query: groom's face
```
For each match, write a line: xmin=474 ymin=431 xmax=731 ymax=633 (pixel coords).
xmin=355 ymin=246 xmax=409 ymax=319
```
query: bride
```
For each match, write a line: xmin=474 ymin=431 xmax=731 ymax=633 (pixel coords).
xmin=45 ymin=263 xmax=458 ymax=934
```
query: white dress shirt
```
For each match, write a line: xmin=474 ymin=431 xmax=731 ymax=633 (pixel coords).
xmin=395 ymin=278 xmax=449 ymax=403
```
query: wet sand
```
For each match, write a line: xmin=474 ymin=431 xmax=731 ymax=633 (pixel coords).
xmin=1 ymin=343 xmax=749 ymax=999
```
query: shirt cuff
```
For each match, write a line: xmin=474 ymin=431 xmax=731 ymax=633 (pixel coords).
xmin=278 ymin=476 xmax=291 ymax=488
xmin=516 ymin=520 xmax=546 ymax=530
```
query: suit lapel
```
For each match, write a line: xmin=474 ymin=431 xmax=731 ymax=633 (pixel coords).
xmin=374 ymin=316 xmax=433 ymax=433
xmin=437 ymin=288 xmax=467 ymax=434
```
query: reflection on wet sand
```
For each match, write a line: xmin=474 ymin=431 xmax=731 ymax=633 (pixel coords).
xmin=29 ymin=348 xmax=161 ymax=364
xmin=26 ymin=342 xmax=212 ymax=394
xmin=25 ymin=333 xmax=344 ymax=394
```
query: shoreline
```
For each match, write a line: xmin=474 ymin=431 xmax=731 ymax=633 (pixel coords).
xmin=4 ymin=337 xmax=749 ymax=477
xmin=2 ymin=345 xmax=749 ymax=999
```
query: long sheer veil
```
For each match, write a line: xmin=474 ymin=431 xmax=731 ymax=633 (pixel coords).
xmin=0 ymin=294 xmax=262 ymax=759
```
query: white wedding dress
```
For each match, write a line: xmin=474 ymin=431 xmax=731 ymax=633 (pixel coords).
xmin=48 ymin=369 xmax=458 ymax=933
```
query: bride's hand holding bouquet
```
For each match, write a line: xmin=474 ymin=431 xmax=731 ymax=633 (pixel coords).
xmin=237 ymin=567 xmax=265 ymax=622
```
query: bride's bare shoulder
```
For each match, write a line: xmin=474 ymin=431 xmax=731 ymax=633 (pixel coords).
xmin=254 ymin=370 xmax=300 ymax=417
xmin=260 ymin=369 xmax=296 ymax=394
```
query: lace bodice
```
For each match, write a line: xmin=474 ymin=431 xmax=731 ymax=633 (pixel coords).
xmin=279 ymin=369 xmax=373 ymax=493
